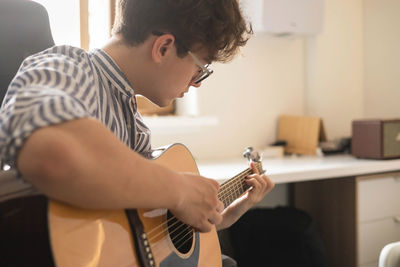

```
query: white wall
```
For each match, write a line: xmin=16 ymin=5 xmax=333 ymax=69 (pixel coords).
xmin=363 ymin=0 xmax=400 ymax=118
xmin=152 ymin=36 xmax=306 ymax=159
xmin=305 ymin=0 xmax=364 ymax=139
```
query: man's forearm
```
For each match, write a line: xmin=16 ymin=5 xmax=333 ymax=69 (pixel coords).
xmin=17 ymin=118 xmax=182 ymax=210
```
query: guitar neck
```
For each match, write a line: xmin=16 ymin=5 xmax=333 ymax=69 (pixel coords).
xmin=217 ymin=162 xmax=263 ymax=208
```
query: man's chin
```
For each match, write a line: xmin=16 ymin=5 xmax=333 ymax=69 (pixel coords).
xmin=156 ymin=98 xmax=174 ymax=108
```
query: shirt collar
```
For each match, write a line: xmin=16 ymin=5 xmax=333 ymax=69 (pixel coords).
xmin=89 ymin=48 xmax=135 ymax=98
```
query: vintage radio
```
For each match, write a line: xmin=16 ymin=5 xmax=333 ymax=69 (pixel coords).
xmin=352 ymin=119 xmax=400 ymax=159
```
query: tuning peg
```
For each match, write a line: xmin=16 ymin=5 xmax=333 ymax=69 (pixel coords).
xmin=242 ymin=147 xmax=253 ymax=161
xmin=243 ymin=147 xmax=261 ymax=162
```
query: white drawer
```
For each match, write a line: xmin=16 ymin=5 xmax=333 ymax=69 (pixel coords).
xmin=358 ymin=173 xmax=400 ymax=222
xmin=358 ymin=217 xmax=400 ymax=265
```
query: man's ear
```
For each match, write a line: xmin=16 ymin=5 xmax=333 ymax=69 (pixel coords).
xmin=151 ymin=34 xmax=176 ymax=64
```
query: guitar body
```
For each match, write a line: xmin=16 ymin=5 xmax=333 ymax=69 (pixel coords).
xmin=48 ymin=143 xmax=222 ymax=267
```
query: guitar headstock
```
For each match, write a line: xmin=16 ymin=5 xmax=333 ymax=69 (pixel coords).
xmin=242 ymin=147 xmax=265 ymax=174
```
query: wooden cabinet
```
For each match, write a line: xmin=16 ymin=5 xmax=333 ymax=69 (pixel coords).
xmin=293 ymin=172 xmax=400 ymax=267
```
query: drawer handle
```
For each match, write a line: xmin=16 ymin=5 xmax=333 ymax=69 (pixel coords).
xmin=394 ymin=216 xmax=400 ymax=224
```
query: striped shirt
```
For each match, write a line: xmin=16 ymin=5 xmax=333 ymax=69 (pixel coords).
xmin=0 ymin=45 xmax=151 ymax=202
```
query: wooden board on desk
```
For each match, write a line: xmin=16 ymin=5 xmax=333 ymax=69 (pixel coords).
xmin=278 ymin=115 xmax=326 ymax=155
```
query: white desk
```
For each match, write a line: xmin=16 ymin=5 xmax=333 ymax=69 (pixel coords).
xmin=199 ymin=154 xmax=400 ymax=267
xmin=198 ymin=154 xmax=400 ymax=184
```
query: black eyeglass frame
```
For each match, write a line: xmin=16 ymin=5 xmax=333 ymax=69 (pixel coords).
xmin=152 ymin=31 xmax=213 ymax=84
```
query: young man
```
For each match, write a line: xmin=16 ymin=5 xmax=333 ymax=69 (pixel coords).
xmin=0 ymin=0 xmax=274 ymax=265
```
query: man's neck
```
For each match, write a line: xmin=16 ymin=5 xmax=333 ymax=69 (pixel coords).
xmin=101 ymin=36 xmax=154 ymax=97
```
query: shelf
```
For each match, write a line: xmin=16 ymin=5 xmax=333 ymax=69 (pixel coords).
xmin=142 ymin=116 xmax=219 ymax=135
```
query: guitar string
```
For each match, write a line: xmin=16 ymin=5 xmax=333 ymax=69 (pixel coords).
xmin=150 ymin=225 xmax=194 ymax=257
xmin=218 ymin=162 xmax=263 ymax=199
xmin=218 ymin=170 xmax=252 ymax=201
xmin=145 ymin=168 xmax=255 ymax=242
xmin=146 ymin=186 xmax=239 ymax=245
xmin=147 ymin=182 xmax=253 ymax=256
xmin=218 ymin=170 xmax=250 ymax=197
xmin=148 ymin=220 xmax=202 ymax=257
xmin=153 ymin=177 xmax=255 ymax=255
xmin=145 ymin=170 xmax=249 ymax=238
xmin=145 ymin=174 xmax=247 ymax=242
xmin=219 ymin=168 xmax=251 ymax=189
xmin=220 ymin=161 xmax=261 ymax=187
xmin=170 ymin=225 xmax=197 ymax=252
xmin=145 ymin=164 xmax=263 ymax=246
xmin=150 ymin=164 xmax=265 ymax=255
xmin=151 ymin=222 xmax=193 ymax=252
xmin=146 ymin=178 xmax=249 ymax=245
xmin=147 ymin=200 xmax=218 ymax=245
xmin=147 ymin=216 xmax=184 ymax=242
xmin=217 ymin=162 xmax=262 ymax=193
xmin=146 ymin=215 xmax=181 ymax=241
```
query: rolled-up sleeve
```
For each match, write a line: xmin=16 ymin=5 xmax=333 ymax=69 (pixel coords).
xmin=0 ymin=46 xmax=98 ymax=162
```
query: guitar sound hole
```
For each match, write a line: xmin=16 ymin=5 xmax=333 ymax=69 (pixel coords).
xmin=167 ymin=211 xmax=194 ymax=254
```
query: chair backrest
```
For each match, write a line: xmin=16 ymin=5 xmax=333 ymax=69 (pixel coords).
xmin=0 ymin=0 xmax=55 ymax=104
xmin=379 ymin=241 xmax=400 ymax=267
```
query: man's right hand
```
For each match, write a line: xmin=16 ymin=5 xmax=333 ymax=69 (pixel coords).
xmin=170 ymin=173 xmax=224 ymax=233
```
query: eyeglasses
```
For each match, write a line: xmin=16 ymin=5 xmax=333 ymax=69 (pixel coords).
xmin=152 ymin=31 xmax=213 ymax=84
xmin=187 ymin=51 xmax=213 ymax=84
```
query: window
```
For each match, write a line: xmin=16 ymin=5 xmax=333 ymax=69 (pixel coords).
xmin=88 ymin=0 xmax=111 ymax=50
xmin=32 ymin=0 xmax=81 ymax=47
xmin=32 ymin=0 xmax=110 ymax=50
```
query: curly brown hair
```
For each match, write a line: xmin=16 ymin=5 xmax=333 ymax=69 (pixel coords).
xmin=112 ymin=0 xmax=253 ymax=62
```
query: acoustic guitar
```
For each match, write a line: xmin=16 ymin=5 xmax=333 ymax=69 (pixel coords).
xmin=0 ymin=143 xmax=264 ymax=267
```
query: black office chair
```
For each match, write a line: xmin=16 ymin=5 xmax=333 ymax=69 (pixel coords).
xmin=0 ymin=3 xmax=55 ymax=265
xmin=0 ymin=0 xmax=55 ymax=193
xmin=0 ymin=0 xmax=55 ymax=104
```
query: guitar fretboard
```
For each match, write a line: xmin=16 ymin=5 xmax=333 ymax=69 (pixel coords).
xmin=217 ymin=162 xmax=263 ymax=208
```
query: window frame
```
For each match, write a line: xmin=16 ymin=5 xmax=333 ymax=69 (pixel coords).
xmin=80 ymin=0 xmax=89 ymax=50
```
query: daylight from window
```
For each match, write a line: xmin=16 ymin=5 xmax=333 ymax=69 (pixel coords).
xmin=32 ymin=0 xmax=81 ymax=47
xmin=32 ymin=0 xmax=110 ymax=49
xmin=88 ymin=0 xmax=110 ymax=49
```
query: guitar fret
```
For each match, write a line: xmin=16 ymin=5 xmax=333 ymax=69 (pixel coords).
xmin=219 ymin=168 xmax=254 ymax=207
xmin=232 ymin=182 xmax=238 ymax=200
xmin=234 ymin=179 xmax=242 ymax=199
